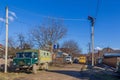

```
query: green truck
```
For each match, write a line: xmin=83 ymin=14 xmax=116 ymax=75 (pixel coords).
xmin=12 ymin=49 xmax=52 ymax=73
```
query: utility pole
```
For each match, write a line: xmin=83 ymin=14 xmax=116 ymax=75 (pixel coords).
xmin=88 ymin=16 xmax=95 ymax=67
xmin=5 ymin=6 xmax=8 ymax=73
xmin=88 ymin=42 xmax=91 ymax=54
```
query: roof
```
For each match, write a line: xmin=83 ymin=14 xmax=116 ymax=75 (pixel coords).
xmin=57 ymin=52 xmax=68 ymax=56
xmin=104 ymin=53 xmax=120 ymax=57
xmin=22 ymin=49 xmax=38 ymax=52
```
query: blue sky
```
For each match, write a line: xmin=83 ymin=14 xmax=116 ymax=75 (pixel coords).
xmin=0 ymin=0 xmax=120 ymax=53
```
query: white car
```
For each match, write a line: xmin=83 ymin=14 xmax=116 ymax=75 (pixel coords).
xmin=65 ymin=56 xmax=73 ymax=64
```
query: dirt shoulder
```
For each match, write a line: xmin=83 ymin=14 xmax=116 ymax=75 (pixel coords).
xmin=0 ymin=64 xmax=119 ymax=80
xmin=80 ymin=66 xmax=120 ymax=80
xmin=0 ymin=64 xmax=84 ymax=80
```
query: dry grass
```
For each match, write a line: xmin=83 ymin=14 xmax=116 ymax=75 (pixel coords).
xmin=80 ymin=65 xmax=88 ymax=71
xmin=0 ymin=72 xmax=27 ymax=80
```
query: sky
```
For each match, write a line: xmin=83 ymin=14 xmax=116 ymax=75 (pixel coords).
xmin=0 ymin=0 xmax=120 ymax=53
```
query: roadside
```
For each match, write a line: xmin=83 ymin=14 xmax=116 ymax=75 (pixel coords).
xmin=0 ymin=61 xmax=120 ymax=80
xmin=80 ymin=65 xmax=120 ymax=80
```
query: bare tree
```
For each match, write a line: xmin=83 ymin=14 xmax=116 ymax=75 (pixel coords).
xmin=7 ymin=37 xmax=19 ymax=56
xmin=8 ymin=37 xmax=16 ymax=48
xmin=62 ymin=40 xmax=81 ymax=55
xmin=26 ymin=36 xmax=34 ymax=49
xmin=23 ymin=43 xmax=31 ymax=49
xmin=30 ymin=18 xmax=67 ymax=50
xmin=17 ymin=33 xmax=25 ymax=49
xmin=17 ymin=33 xmax=33 ymax=50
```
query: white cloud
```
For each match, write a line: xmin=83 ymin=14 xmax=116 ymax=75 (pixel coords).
xmin=0 ymin=11 xmax=17 ymax=22
xmin=0 ymin=16 xmax=14 ymax=22
xmin=0 ymin=17 xmax=5 ymax=22
xmin=8 ymin=16 xmax=14 ymax=21
xmin=9 ymin=11 xmax=17 ymax=18
xmin=95 ymin=47 xmax=102 ymax=50
xmin=113 ymin=48 xmax=120 ymax=50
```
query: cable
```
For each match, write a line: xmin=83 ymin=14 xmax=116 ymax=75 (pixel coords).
xmin=15 ymin=19 xmax=34 ymax=27
xmin=95 ymin=0 xmax=100 ymax=18
xmin=0 ymin=22 xmax=3 ymax=36
xmin=0 ymin=11 xmax=5 ymax=36
xmin=9 ymin=5 xmax=87 ymax=21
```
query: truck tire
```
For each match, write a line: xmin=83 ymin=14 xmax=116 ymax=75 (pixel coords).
xmin=32 ymin=64 xmax=37 ymax=74
xmin=45 ymin=63 xmax=48 ymax=71
xmin=11 ymin=63 xmax=17 ymax=72
xmin=70 ymin=61 xmax=73 ymax=64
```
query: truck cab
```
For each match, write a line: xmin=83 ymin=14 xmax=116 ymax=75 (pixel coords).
xmin=13 ymin=51 xmax=38 ymax=69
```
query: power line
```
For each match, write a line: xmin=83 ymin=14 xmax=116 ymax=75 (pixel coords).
xmin=0 ymin=20 xmax=4 ymax=36
xmin=15 ymin=19 xmax=35 ymax=27
xmin=9 ymin=5 xmax=87 ymax=21
xmin=0 ymin=10 xmax=5 ymax=37
xmin=63 ymin=18 xmax=87 ymax=21
xmin=95 ymin=0 xmax=100 ymax=18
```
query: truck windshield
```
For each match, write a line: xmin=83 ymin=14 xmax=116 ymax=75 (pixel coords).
xmin=66 ymin=56 xmax=71 ymax=58
xmin=16 ymin=52 xmax=32 ymax=58
xmin=16 ymin=53 xmax=24 ymax=58
xmin=24 ymin=52 xmax=32 ymax=58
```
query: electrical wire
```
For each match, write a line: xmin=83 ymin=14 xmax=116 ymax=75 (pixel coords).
xmin=0 ymin=11 xmax=5 ymax=36
xmin=9 ymin=5 xmax=87 ymax=21
xmin=0 ymin=21 xmax=4 ymax=36
xmin=95 ymin=0 xmax=100 ymax=18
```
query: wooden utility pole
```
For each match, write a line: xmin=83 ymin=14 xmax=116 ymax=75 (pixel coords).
xmin=88 ymin=16 xmax=95 ymax=67
xmin=5 ymin=6 xmax=8 ymax=73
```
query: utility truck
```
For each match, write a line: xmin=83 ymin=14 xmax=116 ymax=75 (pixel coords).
xmin=13 ymin=49 xmax=52 ymax=73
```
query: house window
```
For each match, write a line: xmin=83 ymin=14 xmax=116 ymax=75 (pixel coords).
xmin=44 ymin=53 xmax=46 ymax=56
xmin=47 ymin=53 xmax=49 ymax=56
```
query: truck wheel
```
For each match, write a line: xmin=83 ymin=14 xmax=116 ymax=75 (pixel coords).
xmin=32 ymin=64 xmax=37 ymax=74
xmin=70 ymin=61 xmax=73 ymax=64
xmin=45 ymin=63 xmax=48 ymax=71
xmin=11 ymin=65 xmax=17 ymax=72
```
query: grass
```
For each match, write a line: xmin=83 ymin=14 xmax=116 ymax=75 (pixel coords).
xmin=0 ymin=72 xmax=27 ymax=80
xmin=0 ymin=65 xmax=59 ymax=80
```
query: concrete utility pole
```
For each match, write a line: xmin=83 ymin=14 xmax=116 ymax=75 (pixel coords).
xmin=5 ymin=6 xmax=8 ymax=73
xmin=88 ymin=42 xmax=91 ymax=54
xmin=88 ymin=16 xmax=95 ymax=67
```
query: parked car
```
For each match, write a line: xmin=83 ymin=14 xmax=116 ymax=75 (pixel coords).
xmin=79 ymin=56 xmax=87 ymax=64
xmin=65 ymin=56 xmax=73 ymax=64
xmin=73 ymin=59 xmax=79 ymax=63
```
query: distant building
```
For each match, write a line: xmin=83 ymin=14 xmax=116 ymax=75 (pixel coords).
xmin=103 ymin=53 xmax=120 ymax=69
xmin=87 ymin=47 xmax=120 ymax=65
xmin=0 ymin=44 xmax=4 ymax=58
xmin=59 ymin=48 xmax=81 ymax=58
xmin=52 ymin=48 xmax=82 ymax=64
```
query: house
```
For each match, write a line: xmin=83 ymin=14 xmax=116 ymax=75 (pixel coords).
xmin=0 ymin=44 xmax=4 ymax=58
xmin=52 ymin=48 xmax=82 ymax=64
xmin=60 ymin=48 xmax=81 ymax=59
xmin=103 ymin=53 xmax=120 ymax=71
xmin=52 ymin=50 xmax=68 ymax=64
xmin=87 ymin=47 xmax=120 ymax=65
